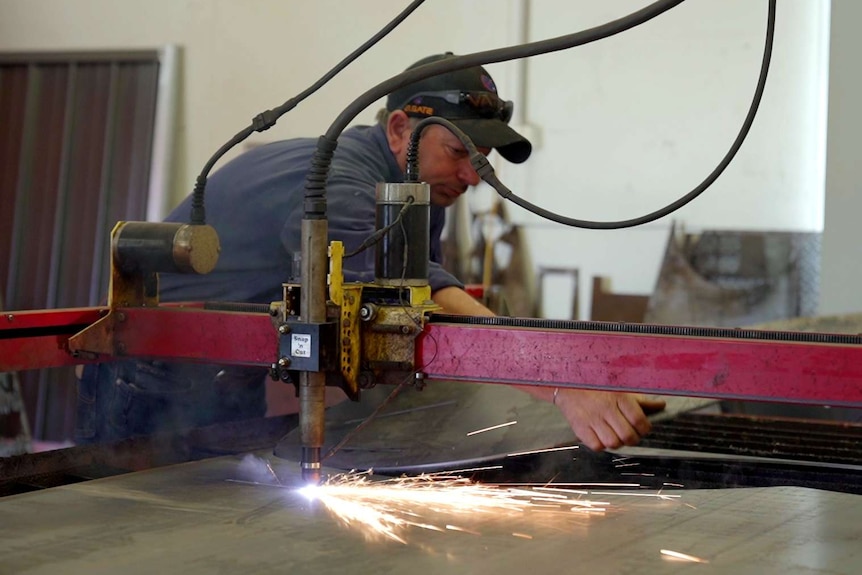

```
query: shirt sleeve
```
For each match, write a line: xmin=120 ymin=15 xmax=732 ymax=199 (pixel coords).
xmin=429 ymin=261 xmax=463 ymax=292
xmin=427 ymin=204 xmax=463 ymax=292
xmin=279 ymin=128 xmax=464 ymax=294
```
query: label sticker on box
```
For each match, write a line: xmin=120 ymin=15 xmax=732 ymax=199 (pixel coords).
xmin=291 ymin=334 xmax=311 ymax=358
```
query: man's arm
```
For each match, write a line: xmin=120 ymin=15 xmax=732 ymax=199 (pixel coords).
xmin=431 ymin=285 xmax=496 ymax=317
xmin=430 ymin=285 xmax=665 ymax=451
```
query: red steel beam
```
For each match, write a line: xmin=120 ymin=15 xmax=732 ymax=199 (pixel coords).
xmin=416 ymin=322 xmax=862 ymax=407
xmin=0 ymin=306 xmax=279 ymax=372
xmin=111 ymin=307 xmax=278 ymax=366
xmin=0 ymin=307 xmax=106 ymax=371
xmin=8 ymin=306 xmax=862 ymax=408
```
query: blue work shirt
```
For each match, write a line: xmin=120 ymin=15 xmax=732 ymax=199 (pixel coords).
xmin=160 ymin=123 xmax=461 ymax=304
xmin=76 ymin=124 xmax=461 ymax=443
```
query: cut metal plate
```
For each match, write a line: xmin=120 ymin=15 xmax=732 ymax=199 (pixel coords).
xmin=275 ymin=381 xmax=576 ymax=472
xmin=274 ymin=380 xmax=713 ymax=473
xmin=2 ymin=451 xmax=861 ymax=574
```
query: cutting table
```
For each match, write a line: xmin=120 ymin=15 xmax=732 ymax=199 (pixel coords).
xmin=2 ymin=448 xmax=861 ymax=575
xmin=3 ymin=377 xmax=862 ymax=574
xmin=3 ymin=144 xmax=862 ymax=572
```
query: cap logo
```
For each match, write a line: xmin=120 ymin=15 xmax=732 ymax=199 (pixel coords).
xmin=480 ymin=74 xmax=497 ymax=93
xmin=404 ymin=103 xmax=434 ymax=116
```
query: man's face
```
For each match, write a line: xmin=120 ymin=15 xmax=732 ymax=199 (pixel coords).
xmin=398 ymin=125 xmax=488 ymax=208
xmin=387 ymin=112 xmax=492 ymax=207
xmin=417 ymin=125 xmax=491 ymax=207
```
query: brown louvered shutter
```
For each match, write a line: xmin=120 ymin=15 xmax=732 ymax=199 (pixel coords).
xmin=1 ymin=51 xmax=163 ymax=444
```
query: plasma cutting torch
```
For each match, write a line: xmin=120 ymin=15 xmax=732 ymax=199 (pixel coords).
xmin=291 ymin=180 xmax=436 ymax=484
xmin=6 ymin=0 xmax=861 ymax=487
xmin=5 ymin=178 xmax=862 ymax=488
xmin=0 ymin=180 xmax=440 ymax=488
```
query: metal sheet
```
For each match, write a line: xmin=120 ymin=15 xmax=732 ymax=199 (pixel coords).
xmin=1 ymin=451 xmax=861 ymax=574
xmin=276 ymin=380 xmax=577 ymax=472
xmin=274 ymin=380 xmax=712 ymax=473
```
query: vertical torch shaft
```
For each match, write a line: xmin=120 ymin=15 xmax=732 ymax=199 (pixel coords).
xmin=299 ymin=218 xmax=328 ymax=484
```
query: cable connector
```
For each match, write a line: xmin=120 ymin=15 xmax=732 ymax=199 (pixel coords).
xmin=251 ymin=109 xmax=280 ymax=133
xmin=190 ymin=175 xmax=207 ymax=225
xmin=470 ymin=153 xmax=496 ymax=179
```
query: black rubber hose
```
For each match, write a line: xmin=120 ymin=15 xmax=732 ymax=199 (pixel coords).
xmin=303 ymin=0 xmax=687 ymax=218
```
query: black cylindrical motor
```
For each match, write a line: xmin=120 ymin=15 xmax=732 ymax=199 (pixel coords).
xmin=374 ymin=182 xmax=430 ymax=286
xmin=113 ymin=222 xmax=220 ymax=275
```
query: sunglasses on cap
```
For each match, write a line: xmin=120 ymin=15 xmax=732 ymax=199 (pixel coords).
xmin=397 ymin=90 xmax=514 ymax=123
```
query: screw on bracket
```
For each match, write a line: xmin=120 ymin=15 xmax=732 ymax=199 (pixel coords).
xmin=414 ymin=371 xmax=426 ymax=391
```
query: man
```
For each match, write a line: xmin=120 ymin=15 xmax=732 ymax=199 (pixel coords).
xmin=77 ymin=53 xmax=664 ymax=450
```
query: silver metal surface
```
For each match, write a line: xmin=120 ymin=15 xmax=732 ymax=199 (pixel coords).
xmin=275 ymin=380 xmax=712 ymax=473
xmin=299 ymin=217 xmax=328 ymax=483
xmin=146 ymin=44 xmax=179 ymax=222
xmin=375 ymin=181 xmax=430 ymax=204
xmin=1 ymin=451 xmax=860 ymax=574
xmin=171 ymin=223 xmax=220 ymax=274
xmin=278 ymin=380 xmax=573 ymax=471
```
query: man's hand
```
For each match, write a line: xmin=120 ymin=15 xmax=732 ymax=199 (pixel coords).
xmin=550 ymin=389 xmax=666 ymax=451
xmin=430 ymin=289 xmax=667 ymax=451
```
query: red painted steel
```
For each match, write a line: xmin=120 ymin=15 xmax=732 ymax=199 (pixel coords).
xmin=0 ymin=305 xmax=278 ymax=372
xmin=0 ymin=307 xmax=106 ymax=371
xmin=0 ymin=307 xmax=105 ymax=330
xmin=7 ymin=306 xmax=862 ymax=407
xmin=417 ymin=322 xmax=862 ymax=407
xmin=114 ymin=307 xmax=278 ymax=366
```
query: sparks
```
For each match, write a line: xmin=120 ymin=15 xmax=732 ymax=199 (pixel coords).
xmin=442 ymin=464 xmax=504 ymax=474
xmin=297 ymin=471 xmax=635 ymax=544
xmin=590 ymin=491 xmax=681 ymax=500
xmin=506 ymin=445 xmax=580 ymax=457
xmin=661 ymin=549 xmax=709 ymax=563
xmin=265 ymin=462 xmax=282 ymax=485
xmin=466 ymin=420 xmax=518 ymax=436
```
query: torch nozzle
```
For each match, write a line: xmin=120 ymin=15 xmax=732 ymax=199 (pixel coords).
xmin=301 ymin=446 xmax=322 ymax=485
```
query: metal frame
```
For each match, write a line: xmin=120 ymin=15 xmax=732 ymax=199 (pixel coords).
xmin=0 ymin=48 xmax=175 ymax=440
xmin=4 ymin=305 xmax=862 ymax=408
xmin=146 ymin=45 xmax=179 ymax=222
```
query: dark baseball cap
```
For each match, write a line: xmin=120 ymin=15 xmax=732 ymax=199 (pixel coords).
xmin=387 ymin=53 xmax=532 ymax=164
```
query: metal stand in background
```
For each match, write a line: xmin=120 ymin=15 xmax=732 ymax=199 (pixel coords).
xmin=1 ymin=295 xmax=32 ymax=456
xmin=0 ymin=371 xmax=32 ymax=457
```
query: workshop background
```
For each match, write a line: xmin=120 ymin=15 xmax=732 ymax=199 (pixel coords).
xmin=1 ymin=0 xmax=860 ymax=444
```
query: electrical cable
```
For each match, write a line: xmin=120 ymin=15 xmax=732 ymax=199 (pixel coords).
xmin=188 ymin=0 xmax=427 ymax=225
xmin=337 ymin=0 xmax=776 ymax=336
xmin=470 ymin=0 xmax=776 ymax=229
xmin=343 ymin=196 xmax=415 ymax=258
xmin=302 ymin=0 xmax=687 ymax=220
xmin=405 ymin=117 xmax=481 ymax=178
xmin=346 ymin=115 xmax=461 ymax=259
xmin=306 ymin=0 xmax=775 ymax=232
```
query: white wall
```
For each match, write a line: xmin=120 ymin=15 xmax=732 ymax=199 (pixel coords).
xmin=820 ymin=0 xmax=862 ymax=315
xmin=0 ymin=0 xmax=842 ymax=319
xmin=508 ymin=0 xmax=831 ymax=318
xmin=0 ymin=0 xmax=513 ymax=209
